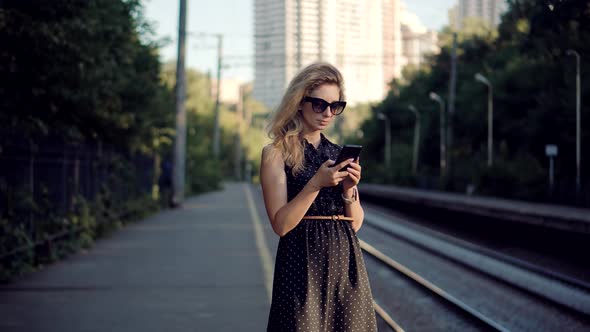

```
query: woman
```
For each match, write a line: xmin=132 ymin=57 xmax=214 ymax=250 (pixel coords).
xmin=260 ymin=62 xmax=377 ymax=332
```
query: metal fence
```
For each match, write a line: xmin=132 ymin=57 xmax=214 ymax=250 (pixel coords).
xmin=0 ymin=133 xmax=157 ymax=259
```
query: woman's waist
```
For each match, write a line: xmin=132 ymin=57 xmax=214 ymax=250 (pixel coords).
xmin=302 ymin=214 xmax=353 ymax=221
xmin=305 ymin=202 xmax=344 ymax=216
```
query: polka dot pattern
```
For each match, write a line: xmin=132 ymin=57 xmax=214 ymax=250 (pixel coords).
xmin=267 ymin=133 xmax=378 ymax=332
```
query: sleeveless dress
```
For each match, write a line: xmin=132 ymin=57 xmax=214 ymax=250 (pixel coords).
xmin=267 ymin=133 xmax=378 ymax=332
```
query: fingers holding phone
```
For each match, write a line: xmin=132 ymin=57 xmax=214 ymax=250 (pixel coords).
xmin=310 ymin=159 xmax=353 ymax=189
xmin=342 ymin=157 xmax=361 ymax=190
xmin=309 ymin=145 xmax=363 ymax=190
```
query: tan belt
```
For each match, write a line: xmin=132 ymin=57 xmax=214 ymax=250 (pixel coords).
xmin=302 ymin=215 xmax=354 ymax=221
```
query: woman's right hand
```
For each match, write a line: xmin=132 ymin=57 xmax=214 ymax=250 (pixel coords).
xmin=309 ymin=159 xmax=353 ymax=189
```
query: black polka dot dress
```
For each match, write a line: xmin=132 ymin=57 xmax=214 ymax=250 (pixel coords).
xmin=267 ymin=133 xmax=378 ymax=332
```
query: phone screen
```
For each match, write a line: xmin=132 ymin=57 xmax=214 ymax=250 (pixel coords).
xmin=334 ymin=145 xmax=362 ymax=171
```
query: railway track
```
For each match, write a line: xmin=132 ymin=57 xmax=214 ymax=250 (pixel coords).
xmin=364 ymin=240 xmax=509 ymax=332
xmin=360 ymin=210 xmax=590 ymax=331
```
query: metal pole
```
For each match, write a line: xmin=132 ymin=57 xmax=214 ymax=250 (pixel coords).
xmin=386 ymin=117 xmax=391 ymax=169
xmin=488 ymin=85 xmax=493 ymax=167
xmin=234 ymin=85 xmax=244 ymax=180
xmin=430 ymin=92 xmax=445 ymax=176
xmin=567 ymin=49 xmax=582 ymax=196
xmin=574 ymin=51 xmax=581 ymax=195
xmin=378 ymin=113 xmax=391 ymax=169
xmin=576 ymin=53 xmax=581 ymax=195
xmin=172 ymin=0 xmax=187 ymax=206
xmin=409 ymin=105 xmax=420 ymax=175
xmin=447 ymin=32 xmax=457 ymax=177
xmin=475 ymin=73 xmax=494 ymax=167
xmin=416 ymin=113 xmax=420 ymax=174
xmin=549 ymin=156 xmax=554 ymax=194
xmin=440 ymin=101 xmax=445 ymax=175
xmin=576 ymin=52 xmax=582 ymax=193
xmin=212 ymin=34 xmax=223 ymax=159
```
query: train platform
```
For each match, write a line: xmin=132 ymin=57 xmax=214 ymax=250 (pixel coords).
xmin=0 ymin=182 xmax=276 ymax=332
xmin=360 ymin=183 xmax=590 ymax=234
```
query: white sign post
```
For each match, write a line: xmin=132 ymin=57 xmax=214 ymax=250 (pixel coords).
xmin=545 ymin=144 xmax=558 ymax=193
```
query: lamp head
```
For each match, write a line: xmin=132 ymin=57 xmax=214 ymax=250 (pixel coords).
xmin=566 ymin=49 xmax=579 ymax=58
xmin=474 ymin=73 xmax=490 ymax=85
xmin=429 ymin=92 xmax=441 ymax=102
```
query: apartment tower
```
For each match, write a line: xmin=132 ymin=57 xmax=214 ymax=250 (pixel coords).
xmin=455 ymin=0 xmax=508 ymax=29
xmin=254 ymin=0 xmax=389 ymax=109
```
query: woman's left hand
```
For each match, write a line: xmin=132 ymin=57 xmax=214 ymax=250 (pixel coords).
xmin=342 ymin=157 xmax=361 ymax=192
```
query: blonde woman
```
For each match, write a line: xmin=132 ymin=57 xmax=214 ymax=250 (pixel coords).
xmin=260 ymin=62 xmax=377 ymax=331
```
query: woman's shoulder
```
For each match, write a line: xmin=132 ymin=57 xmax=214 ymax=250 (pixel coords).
xmin=261 ymin=144 xmax=284 ymax=166
xmin=262 ymin=143 xmax=280 ymax=155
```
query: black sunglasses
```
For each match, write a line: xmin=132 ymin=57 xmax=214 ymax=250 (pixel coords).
xmin=302 ymin=96 xmax=347 ymax=115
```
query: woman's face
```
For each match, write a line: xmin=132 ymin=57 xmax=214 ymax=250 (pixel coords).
xmin=300 ymin=83 xmax=341 ymax=132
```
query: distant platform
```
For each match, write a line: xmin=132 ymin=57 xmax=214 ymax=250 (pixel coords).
xmin=360 ymin=184 xmax=590 ymax=234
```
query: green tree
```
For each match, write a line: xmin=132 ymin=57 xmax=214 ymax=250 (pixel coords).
xmin=160 ymin=63 xmax=224 ymax=193
xmin=360 ymin=0 xmax=590 ymax=205
xmin=0 ymin=0 xmax=171 ymax=152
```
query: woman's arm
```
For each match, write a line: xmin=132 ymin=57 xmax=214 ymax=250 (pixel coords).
xmin=341 ymin=159 xmax=364 ymax=233
xmin=260 ymin=145 xmax=321 ymax=237
xmin=343 ymin=186 xmax=364 ymax=233
xmin=260 ymin=145 xmax=353 ymax=237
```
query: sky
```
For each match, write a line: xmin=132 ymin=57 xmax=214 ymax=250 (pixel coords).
xmin=143 ymin=0 xmax=457 ymax=82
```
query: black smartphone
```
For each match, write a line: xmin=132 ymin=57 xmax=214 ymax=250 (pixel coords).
xmin=333 ymin=145 xmax=363 ymax=171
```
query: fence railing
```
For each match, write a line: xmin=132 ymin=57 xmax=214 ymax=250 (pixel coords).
xmin=0 ymin=133 xmax=159 ymax=265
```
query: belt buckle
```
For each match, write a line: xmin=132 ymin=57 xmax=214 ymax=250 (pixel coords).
xmin=331 ymin=215 xmax=339 ymax=221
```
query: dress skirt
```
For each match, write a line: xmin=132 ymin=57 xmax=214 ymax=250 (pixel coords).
xmin=266 ymin=218 xmax=378 ymax=332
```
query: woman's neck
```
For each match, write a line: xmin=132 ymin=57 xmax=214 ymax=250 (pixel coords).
xmin=302 ymin=129 xmax=321 ymax=148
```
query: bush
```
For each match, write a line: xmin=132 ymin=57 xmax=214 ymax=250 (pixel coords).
xmin=475 ymin=154 xmax=546 ymax=201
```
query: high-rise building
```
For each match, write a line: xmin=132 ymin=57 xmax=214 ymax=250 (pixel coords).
xmin=399 ymin=2 xmax=439 ymax=69
xmin=382 ymin=0 xmax=403 ymax=89
xmin=253 ymin=0 xmax=287 ymax=110
xmin=253 ymin=0 xmax=438 ymax=109
xmin=453 ymin=0 xmax=508 ymax=29
xmin=254 ymin=0 xmax=386 ymax=109
xmin=448 ymin=5 xmax=459 ymax=30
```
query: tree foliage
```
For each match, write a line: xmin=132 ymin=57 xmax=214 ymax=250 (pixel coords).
xmin=358 ymin=0 xmax=590 ymax=205
xmin=0 ymin=0 xmax=171 ymax=153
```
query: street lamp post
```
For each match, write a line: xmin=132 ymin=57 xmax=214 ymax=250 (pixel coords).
xmin=377 ymin=113 xmax=391 ymax=169
xmin=409 ymin=104 xmax=421 ymax=175
xmin=429 ymin=92 xmax=446 ymax=176
xmin=188 ymin=32 xmax=224 ymax=159
xmin=172 ymin=0 xmax=187 ymax=207
xmin=475 ymin=72 xmax=494 ymax=167
xmin=212 ymin=34 xmax=223 ymax=159
xmin=566 ymin=49 xmax=581 ymax=195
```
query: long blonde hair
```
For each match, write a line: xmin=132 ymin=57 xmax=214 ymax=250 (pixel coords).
xmin=266 ymin=62 xmax=345 ymax=175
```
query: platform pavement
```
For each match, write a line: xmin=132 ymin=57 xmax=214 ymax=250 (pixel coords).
xmin=0 ymin=182 xmax=275 ymax=332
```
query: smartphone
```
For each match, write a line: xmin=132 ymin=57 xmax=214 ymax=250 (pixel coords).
xmin=334 ymin=145 xmax=363 ymax=171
